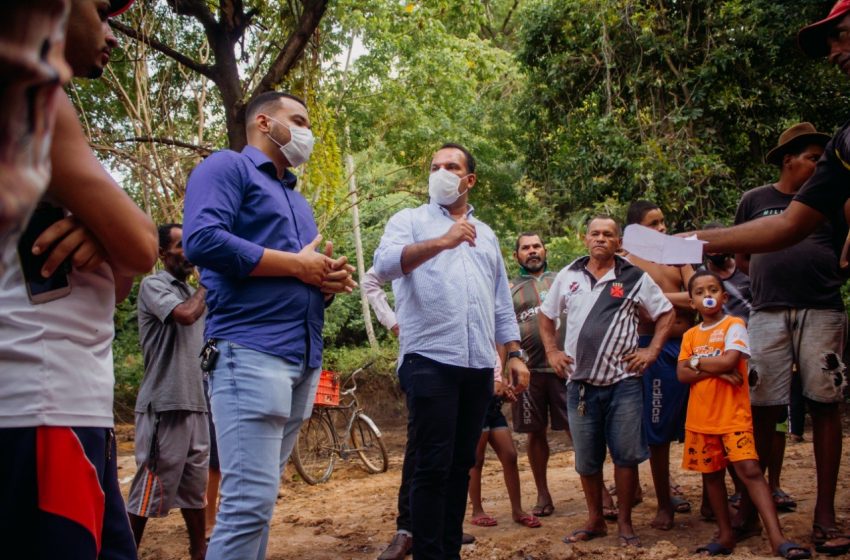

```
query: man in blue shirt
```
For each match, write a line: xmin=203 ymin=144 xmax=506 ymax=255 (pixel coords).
xmin=183 ymin=91 xmax=354 ymax=560
xmin=374 ymin=143 xmax=530 ymax=560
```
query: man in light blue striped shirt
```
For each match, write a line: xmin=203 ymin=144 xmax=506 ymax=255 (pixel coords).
xmin=374 ymin=143 xmax=529 ymax=560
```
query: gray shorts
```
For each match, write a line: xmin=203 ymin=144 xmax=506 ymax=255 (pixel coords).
xmin=127 ymin=410 xmax=210 ymax=517
xmin=511 ymin=370 xmax=569 ymax=433
xmin=748 ymin=308 xmax=847 ymax=406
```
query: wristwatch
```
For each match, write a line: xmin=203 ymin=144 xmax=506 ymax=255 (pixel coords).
xmin=508 ymin=349 xmax=529 ymax=364
xmin=689 ymin=355 xmax=700 ymax=371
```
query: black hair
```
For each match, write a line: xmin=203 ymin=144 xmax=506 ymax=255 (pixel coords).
xmin=687 ymin=269 xmax=726 ymax=296
xmin=586 ymin=214 xmax=622 ymax=236
xmin=626 ymin=200 xmax=660 ymax=226
xmin=515 ymin=231 xmax=545 ymax=252
xmin=158 ymin=223 xmax=182 ymax=251
xmin=245 ymin=91 xmax=307 ymax=123
xmin=438 ymin=142 xmax=476 ymax=174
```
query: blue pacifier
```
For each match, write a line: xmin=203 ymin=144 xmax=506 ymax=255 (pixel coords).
xmin=703 ymin=296 xmax=717 ymax=309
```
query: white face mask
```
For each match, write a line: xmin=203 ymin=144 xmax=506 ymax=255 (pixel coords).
xmin=265 ymin=116 xmax=315 ymax=168
xmin=428 ymin=168 xmax=469 ymax=206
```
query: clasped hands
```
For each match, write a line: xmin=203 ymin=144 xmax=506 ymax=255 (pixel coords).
xmin=297 ymin=234 xmax=357 ymax=294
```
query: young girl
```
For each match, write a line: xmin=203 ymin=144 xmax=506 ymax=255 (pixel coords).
xmin=467 ymin=360 xmax=540 ymax=529
xmin=677 ymin=270 xmax=809 ymax=559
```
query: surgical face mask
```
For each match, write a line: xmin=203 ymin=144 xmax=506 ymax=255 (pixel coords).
xmin=428 ymin=168 xmax=468 ymax=206
xmin=265 ymin=116 xmax=315 ymax=168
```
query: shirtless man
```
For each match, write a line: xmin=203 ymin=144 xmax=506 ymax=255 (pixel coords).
xmin=622 ymin=201 xmax=694 ymax=530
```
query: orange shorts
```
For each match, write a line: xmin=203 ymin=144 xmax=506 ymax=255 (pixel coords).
xmin=681 ymin=430 xmax=759 ymax=473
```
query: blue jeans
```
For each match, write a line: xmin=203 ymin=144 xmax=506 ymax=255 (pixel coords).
xmin=568 ymin=377 xmax=648 ymax=476
xmin=399 ymin=353 xmax=493 ymax=560
xmin=206 ymin=341 xmax=321 ymax=560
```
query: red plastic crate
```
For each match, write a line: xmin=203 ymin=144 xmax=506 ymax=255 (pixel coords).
xmin=314 ymin=370 xmax=340 ymax=406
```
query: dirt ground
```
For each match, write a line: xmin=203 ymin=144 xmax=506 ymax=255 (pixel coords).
xmin=117 ymin=402 xmax=850 ymax=560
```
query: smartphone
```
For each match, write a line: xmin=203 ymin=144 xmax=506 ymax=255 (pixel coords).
xmin=17 ymin=203 xmax=71 ymax=303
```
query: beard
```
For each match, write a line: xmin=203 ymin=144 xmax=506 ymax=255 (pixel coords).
xmin=522 ymin=257 xmax=545 ymax=273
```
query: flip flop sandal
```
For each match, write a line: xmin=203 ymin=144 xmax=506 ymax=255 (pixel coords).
xmin=672 ymin=495 xmax=692 ymax=514
xmin=531 ymin=503 xmax=554 ymax=517
xmin=777 ymin=541 xmax=811 ymax=559
xmin=696 ymin=542 xmax=733 ymax=556
xmin=772 ymin=489 xmax=797 ymax=512
xmin=563 ymin=528 xmax=606 ymax=544
xmin=514 ymin=514 xmax=542 ymax=528
xmin=728 ymin=493 xmax=741 ymax=509
xmin=470 ymin=515 xmax=498 ymax=527
xmin=812 ymin=524 xmax=850 ymax=555
xmin=602 ymin=505 xmax=618 ymax=521
xmin=619 ymin=534 xmax=642 ymax=547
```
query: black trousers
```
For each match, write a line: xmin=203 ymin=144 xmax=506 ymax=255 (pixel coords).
xmin=398 ymin=353 xmax=492 ymax=560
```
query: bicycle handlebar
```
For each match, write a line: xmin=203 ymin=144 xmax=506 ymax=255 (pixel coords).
xmin=340 ymin=360 xmax=376 ymax=396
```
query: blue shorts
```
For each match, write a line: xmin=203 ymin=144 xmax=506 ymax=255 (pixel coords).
xmin=567 ymin=377 xmax=648 ymax=476
xmin=481 ymin=396 xmax=509 ymax=432
xmin=640 ymin=336 xmax=688 ymax=446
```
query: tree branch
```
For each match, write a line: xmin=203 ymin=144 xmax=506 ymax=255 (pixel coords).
xmin=110 ymin=20 xmax=215 ymax=80
xmin=116 ymin=136 xmax=213 ymax=156
xmin=250 ymin=0 xmax=329 ymax=99
xmin=167 ymin=0 xmax=218 ymax=30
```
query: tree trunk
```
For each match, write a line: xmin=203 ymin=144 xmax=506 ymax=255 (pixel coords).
xmin=345 ymin=127 xmax=377 ymax=349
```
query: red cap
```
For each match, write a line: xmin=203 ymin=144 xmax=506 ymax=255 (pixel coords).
xmin=798 ymin=0 xmax=850 ymax=58
xmin=109 ymin=0 xmax=135 ymax=17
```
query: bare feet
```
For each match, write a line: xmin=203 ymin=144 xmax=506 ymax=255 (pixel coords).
xmin=650 ymin=507 xmax=674 ymax=530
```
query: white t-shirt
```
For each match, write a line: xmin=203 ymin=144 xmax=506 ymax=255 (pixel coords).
xmin=0 ymin=241 xmax=116 ymax=428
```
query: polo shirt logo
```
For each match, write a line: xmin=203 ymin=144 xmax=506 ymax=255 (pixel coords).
xmin=568 ymin=281 xmax=579 ymax=294
xmin=610 ymin=282 xmax=624 ymax=298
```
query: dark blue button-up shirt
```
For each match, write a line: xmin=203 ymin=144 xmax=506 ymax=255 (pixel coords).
xmin=183 ymin=146 xmax=324 ymax=368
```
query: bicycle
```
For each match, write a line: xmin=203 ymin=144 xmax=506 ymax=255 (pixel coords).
xmin=291 ymin=361 xmax=389 ymax=484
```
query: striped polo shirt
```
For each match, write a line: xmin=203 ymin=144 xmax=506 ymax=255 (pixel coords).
xmin=540 ymin=255 xmax=671 ymax=386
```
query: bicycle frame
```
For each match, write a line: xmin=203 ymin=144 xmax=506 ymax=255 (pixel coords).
xmin=314 ymin=362 xmax=372 ymax=460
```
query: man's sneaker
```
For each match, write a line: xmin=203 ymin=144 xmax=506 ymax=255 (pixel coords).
xmin=377 ymin=532 xmax=412 ymax=560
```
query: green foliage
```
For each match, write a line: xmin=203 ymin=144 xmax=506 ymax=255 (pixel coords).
xmin=516 ymin=0 xmax=850 ymax=231
xmin=75 ymin=0 xmax=850 ymax=404
xmin=112 ymin=280 xmax=144 ymax=415
xmin=321 ymin=341 xmax=400 ymax=381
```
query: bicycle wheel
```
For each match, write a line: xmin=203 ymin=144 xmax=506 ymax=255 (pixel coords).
xmin=350 ymin=414 xmax=388 ymax=474
xmin=292 ymin=411 xmax=336 ymax=484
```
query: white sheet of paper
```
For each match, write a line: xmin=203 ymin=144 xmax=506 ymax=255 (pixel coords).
xmin=622 ymin=224 xmax=706 ymax=264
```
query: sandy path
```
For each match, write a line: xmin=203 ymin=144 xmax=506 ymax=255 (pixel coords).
xmin=118 ymin=413 xmax=849 ymax=560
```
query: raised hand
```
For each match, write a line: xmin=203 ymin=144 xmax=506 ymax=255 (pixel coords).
xmin=442 ymin=215 xmax=476 ymax=249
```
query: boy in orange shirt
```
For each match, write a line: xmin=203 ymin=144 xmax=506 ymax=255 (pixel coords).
xmin=677 ymin=270 xmax=809 ymax=559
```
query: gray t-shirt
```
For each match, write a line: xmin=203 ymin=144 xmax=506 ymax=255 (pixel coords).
xmin=734 ymin=184 xmax=844 ymax=311
xmin=135 ymin=270 xmax=207 ymax=413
